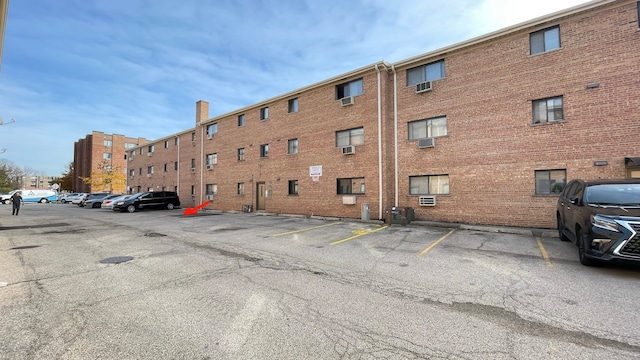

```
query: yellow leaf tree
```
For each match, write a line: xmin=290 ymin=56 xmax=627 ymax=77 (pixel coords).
xmin=80 ymin=160 xmax=126 ymax=193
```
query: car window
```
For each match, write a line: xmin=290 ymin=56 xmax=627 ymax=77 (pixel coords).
xmin=586 ymin=184 xmax=640 ymax=205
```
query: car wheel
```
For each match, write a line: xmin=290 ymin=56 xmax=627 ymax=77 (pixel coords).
xmin=166 ymin=203 xmax=175 ymax=210
xmin=61 ymin=199 xmax=67 ymax=204
xmin=577 ymin=232 xmax=599 ymax=266
xmin=40 ymin=198 xmax=48 ymax=203
xmin=4 ymin=199 xmax=11 ymax=205
xmin=557 ymin=215 xmax=570 ymax=242
xmin=126 ymin=204 xmax=136 ymax=213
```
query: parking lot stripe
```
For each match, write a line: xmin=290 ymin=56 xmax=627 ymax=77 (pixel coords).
xmin=329 ymin=226 xmax=388 ymax=245
xmin=272 ymin=222 xmax=342 ymax=237
xmin=417 ymin=229 xmax=456 ymax=257
xmin=535 ymin=237 xmax=553 ymax=267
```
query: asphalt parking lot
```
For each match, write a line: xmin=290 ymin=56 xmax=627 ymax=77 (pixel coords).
xmin=1 ymin=203 xmax=640 ymax=359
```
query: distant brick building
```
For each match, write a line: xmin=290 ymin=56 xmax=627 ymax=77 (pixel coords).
xmin=73 ymin=131 xmax=147 ymax=194
xmin=127 ymin=0 xmax=640 ymax=228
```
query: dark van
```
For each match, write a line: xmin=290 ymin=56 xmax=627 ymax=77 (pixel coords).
xmin=112 ymin=191 xmax=180 ymax=213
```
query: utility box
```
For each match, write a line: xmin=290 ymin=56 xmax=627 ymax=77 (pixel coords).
xmin=385 ymin=207 xmax=414 ymax=226
xmin=361 ymin=203 xmax=370 ymax=221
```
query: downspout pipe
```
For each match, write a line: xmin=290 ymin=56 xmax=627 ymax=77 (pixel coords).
xmin=391 ymin=64 xmax=398 ymax=207
xmin=375 ymin=63 xmax=384 ymax=220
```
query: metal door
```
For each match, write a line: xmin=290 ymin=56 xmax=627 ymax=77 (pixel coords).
xmin=256 ymin=182 xmax=266 ymax=211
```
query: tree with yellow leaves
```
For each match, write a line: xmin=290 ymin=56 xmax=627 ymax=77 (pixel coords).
xmin=80 ymin=160 xmax=126 ymax=193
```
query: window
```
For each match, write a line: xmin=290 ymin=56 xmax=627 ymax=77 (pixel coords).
xmin=139 ymin=148 xmax=144 ymax=155
xmin=288 ymin=98 xmax=299 ymax=113
xmin=164 ymin=140 xmax=169 ymax=148
xmin=288 ymin=139 xmax=298 ymax=154
xmin=130 ymin=150 xmax=135 ymax=158
xmin=336 ymin=78 xmax=363 ymax=99
xmin=175 ymin=137 xmax=179 ymax=146
xmin=530 ymin=26 xmax=560 ymax=55
xmin=129 ymin=169 xmax=135 ymax=177
xmin=191 ymin=132 xmax=196 ymax=142
xmin=406 ymin=60 xmax=445 ymax=86
xmin=206 ymin=184 xmax=218 ymax=195
xmin=408 ymin=116 xmax=447 ymax=140
xmin=238 ymin=114 xmax=245 ymax=127
xmin=206 ymin=123 xmax=218 ymax=137
xmin=260 ymin=107 xmax=269 ymax=120
xmin=409 ymin=175 xmax=450 ymax=195
xmin=288 ymin=180 xmax=298 ymax=195
xmin=260 ymin=144 xmax=269 ymax=158
xmin=139 ymin=168 xmax=142 ymax=175
xmin=174 ymin=161 xmax=178 ymax=171
xmin=206 ymin=153 xmax=218 ymax=166
xmin=238 ymin=148 xmax=245 ymax=161
xmin=104 ymin=140 xmax=112 ymax=147
xmin=164 ymin=163 xmax=168 ymax=172
xmin=533 ymin=96 xmax=564 ymax=124
xmin=191 ymin=158 xmax=196 ymax=168
xmin=148 ymin=145 xmax=154 ymax=153
xmin=147 ymin=166 xmax=154 ymax=174
xmin=535 ymin=169 xmax=566 ymax=195
xmin=337 ymin=177 xmax=365 ymax=195
xmin=336 ymin=128 xmax=364 ymax=147
xmin=191 ymin=185 xmax=195 ymax=196
xmin=103 ymin=152 xmax=112 ymax=160
xmin=125 ymin=142 xmax=136 ymax=148
xmin=124 ymin=154 xmax=127 ymax=160
xmin=237 ymin=183 xmax=244 ymax=195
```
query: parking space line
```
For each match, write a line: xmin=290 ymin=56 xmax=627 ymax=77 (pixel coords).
xmin=272 ymin=222 xmax=342 ymax=237
xmin=417 ymin=229 xmax=456 ymax=257
xmin=329 ymin=226 xmax=388 ymax=245
xmin=535 ymin=237 xmax=553 ymax=267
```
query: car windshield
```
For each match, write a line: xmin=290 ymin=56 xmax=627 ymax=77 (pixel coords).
xmin=585 ymin=184 xmax=640 ymax=205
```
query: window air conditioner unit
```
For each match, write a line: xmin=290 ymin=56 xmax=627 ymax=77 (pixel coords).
xmin=416 ymin=81 xmax=432 ymax=93
xmin=342 ymin=195 xmax=357 ymax=205
xmin=341 ymin=96 xmax=354 ymax=106
xmin=418 ymin=138 xmax=435 ymax=148
xmin=419 ymin=195 xmax=436 ymax=206
xmin=206 ymin=195 xmax=214 ymax=201
xmin=207 ymin=134 xmax=213 ymax=140
xmin=147 ymin=174 xmax=152 ymax=178
xmin=129 ymin=176 xmax=134 ymax=180
xmin=190 ymin=168 xmax=195 ymax=173
xmin=206 ymin=164 xmax=213 ymax=170
xmin=191 ymin=141 xmax=196 ymax=146
xmin=147 ymin=152 xmax=152 ymax=156
xmin=342 ymin=145 xmax=355 ymax=155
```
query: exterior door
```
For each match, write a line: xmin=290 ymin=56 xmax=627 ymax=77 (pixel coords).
xmin=256 ymin=182 xmax=266 ymax=211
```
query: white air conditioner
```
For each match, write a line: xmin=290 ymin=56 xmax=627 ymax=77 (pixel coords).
xmin=129 ymin=176 xmax=134 ymax=180
xmin=191 ymin=141 xmax=196 ymax=146
xmin=207 ymin=134 xmax=213 ymax=140
xmin=190 ymin=168 xmax=195 ymax=173
xmin=342 ymin=195 xmax=357 ymax=205
xmin=416 ymin=81 xmax=432 ymax=93
xmin=147 ymin=174 xmax=152 ymax=178
xmin=342 ymin=145 xmax=355 ymax=155
xmin=418 ymin=138 xmax=435 ymax=148
xmin=147 ymin=152 xmax=152 ymax=157
xmin=206 ymin=195 xmax=214 ymax=201
xmin=419 ymin=195 xmax=437 ymax=206
xmin=341 ymin=96 xmax=354 ymax=106
xmin=206 ymin=164 xmax=213 ymax=170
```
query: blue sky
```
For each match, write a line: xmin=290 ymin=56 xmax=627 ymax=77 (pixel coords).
xmin=0 ymin=0 xmax=590 ymax=176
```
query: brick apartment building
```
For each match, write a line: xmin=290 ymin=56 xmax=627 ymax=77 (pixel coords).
xmin=127 ymin=0 xmax=640 ymax=229
xmin=73 ymin=131 xmax=147 ymax=194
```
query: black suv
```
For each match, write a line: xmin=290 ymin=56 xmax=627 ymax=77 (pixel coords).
xmin=557 ymin=179 xmax=640 ymax=266
xmin=112 ymin=191 xmax=180 ymax=213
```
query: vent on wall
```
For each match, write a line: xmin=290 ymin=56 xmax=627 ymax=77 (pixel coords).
xmin=419 ymin=195 xmax=436 ymax=206
xmin=416 ymin=81 xmax=432 ymax=93
xmin=342 ymin=145 xmax=355 ymax=155
xmin=418 ymin=138 xmax=435 ymax=148
xmin=206 ymin=195 xmax=214 ymax=200
xmin=341 ymin=96 xmax=354 ymax=106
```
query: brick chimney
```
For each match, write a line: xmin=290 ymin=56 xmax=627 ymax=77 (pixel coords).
xmin=195 ymin=100 xmax=209 ymax=125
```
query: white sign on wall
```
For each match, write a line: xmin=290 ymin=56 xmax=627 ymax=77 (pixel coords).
xmin=309 ymin=165 xmax=322 ymax=177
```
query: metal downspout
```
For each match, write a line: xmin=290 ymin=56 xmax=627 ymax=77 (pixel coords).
xmin=392 ymin=65 xmax=398 ymax=207
xmin=375 ymin=64 xmax=384 ymax=220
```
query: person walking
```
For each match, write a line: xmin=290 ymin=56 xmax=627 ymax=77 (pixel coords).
xmin=11 ymin=191 xmax=23 ymax=216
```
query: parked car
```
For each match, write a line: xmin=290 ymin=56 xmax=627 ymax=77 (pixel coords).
xmin=83 ymin=194 xmax=121 ymax=208
xmin=78 ymin=192 xmax=111 ymax=207
xmin=557 ymin=178 xmax=640 ymax=266
xmin=112 ymin=191 xmax=180 ymax=213
xmin=64 ymin=193 xmax=86 ymax=204
xmin=101 ymin=195 xmax=130 ymax=210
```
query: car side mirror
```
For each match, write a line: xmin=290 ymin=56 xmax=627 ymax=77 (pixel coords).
xmin=570 ymin=197 xmax=580 ymax=205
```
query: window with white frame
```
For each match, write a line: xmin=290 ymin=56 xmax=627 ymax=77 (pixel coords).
xmin=260 ymin=107 xmax=269 ymax=120
xmin=206 ymin=153 xmax=218 ymax=166
xmin=530 ymin=26 xmax=560 ymax=55
xmin=238 ymin=148 xmax=245 ymax=161
xmin=238 ymin=114 xmax=245 ymax=127
xmin=535 ymin=169 xmax=566 ymax=195
xmin=288 ymin=98 xmax=298 ymax=113
xmin=148 ymin=145 xmax=154 ymax=153
xmin=139 ymin=148 xmax=144 ymax=155
xmin=337 ymin=177 xmax=365 ymax=195
xmin=147 ymin=166 xmax=154 ymax=174
xmin=206 ymin=123 xmax=218 ymax=137
xmin=125 ymin=142 xmax=136 ymax=148
xmin=163 ymin=163 xmax=168 ymax=172
xmin=191 ymin=132 xmax=196 ymax=142
xmin=129 ymin=169 xmax=135 ymax=177
xmin=206 ymin=184 xmax=218 ymax=195
xmin=103 ymin=152 xmax=112 ymax=160
xmin=237 ymin=182 xmax=244 ymax=195
xmin=406 ymin=60 xmax=445 ymax=86
xmin=336 ymin=127 xmax=364 ymax=147
xmin=174 ymin=137 xmax=179 ymax=146
xmin=288 ymin=139 xmax=298 ymax=154
xmin=409 ymin=175 xmax=450 ymax=195
xmin=164 ymin=140 xmax=169 ymax=148
xmin=104 ymin=140 xmax=112 ymax=147
xmin=336 ymin=78 xmax=363 ymax=99
xmin=532 ymin=96 xmax=564 ymax=124
xmin=408 ymin=116 xmax=447 ymax=140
